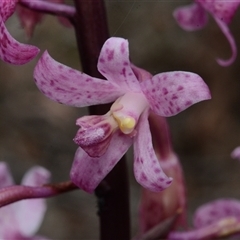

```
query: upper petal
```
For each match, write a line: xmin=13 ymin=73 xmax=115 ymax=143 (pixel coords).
xmin=97 ymin=37 xmax=141 ymax=92
xmin=0 ymin=16 xmax=40 ymax=64
xmin=34 ymin=51 xmax=124 ymax=107
xmin=70 ymin=130 xmax=133 ymax=193
xmin=16 ymin=167 xmax=50 ymax=237
xmin=133 ymin=109 xmax=172 ymax=192
xmin=173 ymin=3 xmax=208 ymax=31
xmin=140 ymin=71 xmax=211 ymax=117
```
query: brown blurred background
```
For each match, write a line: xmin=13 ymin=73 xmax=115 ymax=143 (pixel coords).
xmin=1 ymin=0 xmax=240 ymax=239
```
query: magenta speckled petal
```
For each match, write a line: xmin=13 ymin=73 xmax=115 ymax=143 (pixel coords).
xmin=133 ymin=109 xmax=172 ymax=192
xmin=16 ymin=167 xmax=50 ymax=237
xmin=140 ymin=71 xmax=211 ymax=117
xmin=97 ymin=37 xmax=141 ymax=92
xmin=193 ymin=199 xmax=240 ymax=229
xmin=70 ymin=130 xmax=132 ymax=193
xmin=0 ymin=162 xmax=14 ymax=187
xmin=214 ymin=17 xmax=237 ymax=66
xmin=173 ymin=3 xmax=208 ymax=31
xmin=34 ymin=51 xmax=124 ymax=107
xmin=0 ymin=16 xmax=39 ymax=65
xmin=0 ymin=0 xmax=16 ymax=22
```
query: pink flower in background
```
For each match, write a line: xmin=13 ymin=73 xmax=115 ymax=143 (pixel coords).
xmin=16 ymin=0 xmax=71 ymax=38
xmin=169 ymin=199 xmax=240 ymax=240
xmin=0 ymin=0 xmax=39 ymax=64
xmin=231 ymin=146 xmax=240 ymax=161
xmin=0 ymin=162 xmax=50 ymax=240
xmin=34 ymin=37 xmax=211 ymax=193
xmin=173 ymin=0 xmax=240 ymax=66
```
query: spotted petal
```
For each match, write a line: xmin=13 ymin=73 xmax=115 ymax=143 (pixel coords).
xmin=16 ymin=167 xmax=50 ymax=237
xmin=173 ymin=3 xmax=208 ymax=31
xmin=0 ymin=16 xmax=39 ymax=64
xmin=193 ymin=199 xmax=240 ymax=228
xmin=0 ymin=0 xmax=16 ymax=22
xmin=97 ymin=37 xmax=141 ymax=92
xmin=140 ymin=71 xmax=211 ymax=117
xmin=70 ymin=130 xmax=132 ymax=193
xmin=133 ymin=109 xmax=172 ymax=192
xmin=34 ymin=51 xmax=124 ymax=107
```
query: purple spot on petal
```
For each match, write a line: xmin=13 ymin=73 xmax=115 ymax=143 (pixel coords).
xmin=141 ymin=172 xmax=148 ymax=181
xmin=185 ymin=100 xmax=192 ymax=106
xmin=154 ymin=168 xmax=161 ymax=174
xmin=177 ymin=85 xmax=184 ymax=91
xmin=120 ymin=42 xmax=126 ymax=54
xmin=162 ymin=87 xmax=168 ymax=95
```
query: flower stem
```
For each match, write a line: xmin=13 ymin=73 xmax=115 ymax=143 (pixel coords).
xmin=19 ymin=0 xmax=76 ymax=19
xmin=73 ymin=1 xmax=130 ymax=239
xmin=0 ymin=181 xmax=77 ymax=207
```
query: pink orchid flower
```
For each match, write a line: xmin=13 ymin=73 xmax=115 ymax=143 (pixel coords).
xmin=34 ymin=37 xmax=211 ymax=193
xmin=0 ymin=0 xmax=39 ymax=64
xmin=169 ymin=198 xmax=240 ymax=240
xmin=0 ymin=162 xmax=50 ymax=240
xmin=173 ymin=0 xmax=240 ymax=66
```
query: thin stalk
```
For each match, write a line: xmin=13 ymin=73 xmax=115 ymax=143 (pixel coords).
xmin=19 ymin=0 xmax=76 ymax=18
xmin=0 ymin=181 xmax=77 ymax=207
xmin=73 ymin=1 xmax=130 ymax=240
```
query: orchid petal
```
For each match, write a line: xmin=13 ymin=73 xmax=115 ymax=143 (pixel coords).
xmin=197 ymin=0 xmax=240 ymax=24
xmin=133 ymin=109 xmax=172 ymax=192
xmin=74 ymin=120 xmax=115 ymax=157
xmin=169 ymin=199 xmax=240 ymax=240
xmin=0 ymin=162 xmax=14 ymax=187
xmin=34 ymin=51 xmax=124 ymax=107
xmin=70 ymin=130 xmax=132 ymax=193
xmin=97 ymin=37 xmax=141 ymax=92
xmin=173 ymin=3 xmax=208 ymax=31
xmin=0 ymin=16 xmax=39 ymax=65
xmin=0 ymin=0 xmax=16 ymax=22
xmin=16 ymin=167 xmax=50 ymax=236
xmin=140 ymin=71 xmax=211 ymax=117
xmin=214 ymin=17 xmax=237 ymax=66
xmin=193 ymin=199 xmax=240 ymax=228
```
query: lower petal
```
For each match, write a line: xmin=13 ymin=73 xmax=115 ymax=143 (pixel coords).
xmin=70 ymin=130 xmax=133 ymax=193
xmin=133 ymin=109 xmax=172 ymax=192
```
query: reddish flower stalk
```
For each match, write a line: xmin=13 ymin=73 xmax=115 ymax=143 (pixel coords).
xmin=19 ymin=0 xmax=76 ymax=19
xmin=0 ymin=181 xmax=78 ymax=207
